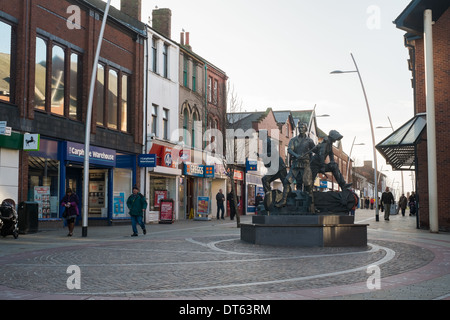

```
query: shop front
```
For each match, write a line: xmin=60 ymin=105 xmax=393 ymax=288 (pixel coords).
xmin=146 ymin=143 xmax=181 ymax=222
xmin=182 ymin=163 xmax=215 ymax=220
xmin=27 ymin=138 xmax=136 ymax=224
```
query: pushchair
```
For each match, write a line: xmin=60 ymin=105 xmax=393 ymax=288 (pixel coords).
xmin=0 ymin=199 xmax=19 ymax=239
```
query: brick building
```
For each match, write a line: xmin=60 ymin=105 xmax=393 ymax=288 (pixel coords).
xmin=383 ymin=0 xmax=450 ymax=231
xmin=0 ymin=0 xmax=146 ymax=225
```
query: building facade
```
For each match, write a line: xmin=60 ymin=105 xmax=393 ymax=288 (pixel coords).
xmin=0 ymin=0 xmax=146 ymax=225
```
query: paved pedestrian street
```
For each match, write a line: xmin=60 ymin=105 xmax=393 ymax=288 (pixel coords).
xmin=0 ymin=209 xmax=449 ymax=302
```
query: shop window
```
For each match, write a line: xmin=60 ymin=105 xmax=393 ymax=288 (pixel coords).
xmin=149 ymin=175 xmax=176 ymax=211
xmin=28 ymin=157 xmax=60 ymax=219
xmin=113 ymin=168 xmax=132 ymax=218
xmin=0 ymin=19 xmax=15 ymax=103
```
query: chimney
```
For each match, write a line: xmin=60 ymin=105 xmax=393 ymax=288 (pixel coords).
xmin=152 ymin=8 xmax=172 ymax=39
xmin=180 ymin=32 xmax=184 ymax=45
xmin=120 ymin=0 xmax=142 ymax=21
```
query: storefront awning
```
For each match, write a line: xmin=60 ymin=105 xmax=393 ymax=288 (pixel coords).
xmin=376 ymin=113 xmax=426 ymax=171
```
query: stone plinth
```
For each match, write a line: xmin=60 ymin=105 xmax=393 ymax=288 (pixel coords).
xmin=240 ymin=215 xmax=367 ymax=247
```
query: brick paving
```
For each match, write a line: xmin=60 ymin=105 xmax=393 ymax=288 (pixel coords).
xmin=0 ymin=208 xmax=449 ymax=300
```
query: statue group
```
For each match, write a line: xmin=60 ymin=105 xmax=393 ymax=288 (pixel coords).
xmin=259 ymin=123 xmax=356 ymax=215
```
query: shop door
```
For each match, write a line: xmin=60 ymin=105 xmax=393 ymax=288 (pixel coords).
xmin=66 ymin=167 xmax=83 ymax=223
xmin=186 ymin=178 xmax=194 ymax=219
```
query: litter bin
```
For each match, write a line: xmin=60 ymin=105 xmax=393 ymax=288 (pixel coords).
xmin=18 ymin=202 xmax=39 ymax=234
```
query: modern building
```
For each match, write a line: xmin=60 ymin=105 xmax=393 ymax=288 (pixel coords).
xmin=0 ymin=0 xmax=146 ymax=226
xmin=380 ymin=0 xmax=450 ymax=231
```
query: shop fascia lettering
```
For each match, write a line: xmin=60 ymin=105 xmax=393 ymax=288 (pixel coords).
xmin=66 ymin=141 xmax=116 ymax=166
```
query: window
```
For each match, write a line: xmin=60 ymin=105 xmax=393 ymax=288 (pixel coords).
xmin=51 ymin=45 xmax=65 ymax=116
xmin=162 ymin=108 xmax=169 ymax=140
xmin=183 ymin=55 xmax=188 ymax=87
xmin=151 ymin=104 xmax=158 ymax=136
xmin=183 ymin=108 xmax=189 ymax=145
xmin=152 ymin=38 xmax=157 ymax=73
xmin=34 ymin=37 xmax=47 ymax=110
xmin=96 ymin=64 xmax=105 ymax=126
xmin=213 ymin=79 xmax=218 ymax=105
xmin=192 ymin=63 xmax=197 ymax=92
xmin=121 ymin=74 xmax=128 ymax=132
xmin=0 ymin=20 xmax=15 ymax=103
xmin=95 ymin=63 xmax=130 ymax=132
xmin=108 ymin=69 xmax=118 ymax=129
xmin=192 ymin=112 xmax=197 ymax=148
xmin=34 ymin=36 xmax=81 ymax=119
xmin=163 ymin=44 xmax=168 ymax=78
xmin=207 ymin=77 xmax=212 ymax=103
xmin=69 ymin=53 xmax=80 ymax=120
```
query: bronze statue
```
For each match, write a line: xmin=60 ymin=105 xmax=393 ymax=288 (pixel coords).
xmin=310 ymin=130 xmax=352 ymax=190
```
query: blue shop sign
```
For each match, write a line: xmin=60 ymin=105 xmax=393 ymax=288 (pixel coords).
xmin=138 ymin=154 xmax=157 ymax=167
xmin=246 ymin=159 xmax=257 ymax=171
xmin=65 ymin=141 xmax=116 ymax=167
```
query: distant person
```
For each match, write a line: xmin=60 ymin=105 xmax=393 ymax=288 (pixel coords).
xmin=409 ymin=191 xmax=416 ymax=216
xmin=216 ymin=189 xmax=225 ymax=220
xmin=126 ymin=186 xmax=147 ymax=236
xmin=227 ymin=191 xmax=236 ymax=220
xmin=381 ymin=187 xmax=394 ymax=221
xmin=399 ymin=194 xmax=408 ymax=216
xmin=61 ymin=188 xmax=80 ymax=237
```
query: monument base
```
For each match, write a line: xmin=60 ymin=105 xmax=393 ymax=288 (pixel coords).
xmin=240 ymin=215 xmax=367 ymax=247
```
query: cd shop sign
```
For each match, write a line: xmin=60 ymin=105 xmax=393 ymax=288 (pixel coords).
xmin=65 ymin=142 xmax=116 ymax=166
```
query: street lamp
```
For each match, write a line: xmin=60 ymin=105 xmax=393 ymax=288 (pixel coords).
xmin=82 ymin=0 xmax=112 ymax=237
xmin=331 ymin=53 xmax=380 ymax=221
xmin=346 ymin=136 xmax=365 ymax=181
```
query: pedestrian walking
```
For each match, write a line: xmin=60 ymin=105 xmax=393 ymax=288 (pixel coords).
xmin=216 ymin=189 xmax=225 ymax=220
xmin=409 ymin=191 xmax=417 ymax=216
xmin=381 ymin=187 xmax=395 ymax=221
xmin=399 ymin=193 xmax=408 ymax=216
xmin=227 ymin=191 xmax=236 ymax=220
xmin=61 ymin=188 xmax=80 ymax=237
xmin=126 ymin=186 xmax=147 ymax=236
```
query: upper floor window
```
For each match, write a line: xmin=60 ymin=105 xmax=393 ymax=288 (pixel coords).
xmin=183 ymin=55 xmax=188 ymax=87
xmin=151 ymin=104 xmax=158 ymax=136
xmin=95 ymin=63 xmax=130 ymax=132
xmin=192 ymin=63 xmax=197 ymax=92
xmin=152 ymin=38 xmax=157 ymax=73
xmin=163 ymin=44 xmax=168 ymax=78
xmin=213 ymin=79 xmax=218 ymax=105
xmin=207 ymin=77 xmax=212 ymax=103
xmin=34 ymin=36 xmax=81 ymax=120
xmin=0 ymin=20 xmax=15 ymax=104
xmin=162 ymin=108 xmax=169 ymax=140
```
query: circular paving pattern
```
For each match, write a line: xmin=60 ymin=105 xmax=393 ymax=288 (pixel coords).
xmin=0 ymin=235 xmax=434 ymax=299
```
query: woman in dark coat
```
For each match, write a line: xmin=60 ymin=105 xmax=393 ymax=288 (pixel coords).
xmin=61 ymin=188 xmax=80 ymax=236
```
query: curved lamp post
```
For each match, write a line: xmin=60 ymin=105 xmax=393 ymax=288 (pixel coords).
xmin=331 ymin=53 xmax=379 ymax=221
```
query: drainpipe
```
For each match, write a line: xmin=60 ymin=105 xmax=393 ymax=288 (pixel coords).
xmin=424 ymin=9 xmax=438 ymax=233
xmin=204 ymin=63 xmax=208 ymax=150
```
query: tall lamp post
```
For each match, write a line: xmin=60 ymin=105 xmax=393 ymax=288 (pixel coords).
xmin=346 ymin=136 xmax=365 ymax=182
xmin=82 ymin=0 xmax=112 ymax=237
xmin=331 ymin=53 xmax=379 ymax=221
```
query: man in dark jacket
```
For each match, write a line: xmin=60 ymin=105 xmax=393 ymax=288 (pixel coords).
xmin=381 ymin=187 xmax=394 ymax=221
xmin=126 ymin=186 xmax=147 ymax=236
xmin=216 ymin=189 xmax=225 ymax=220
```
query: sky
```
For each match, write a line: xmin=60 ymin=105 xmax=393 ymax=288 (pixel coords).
xmin=110 ymin=0 xmax=415 ymax=196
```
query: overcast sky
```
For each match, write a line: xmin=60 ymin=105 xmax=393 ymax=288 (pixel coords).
xmin=110 ymin=0 xmax=415 ymax=195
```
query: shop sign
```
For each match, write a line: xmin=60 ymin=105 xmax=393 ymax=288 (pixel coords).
xmin=184 ymin=163 xmax=204 ymax=177
xmin=162 ymin=147 xmax=175 ymax=168
xmin=23 ymin=133 xmax=40 ymax=151
xmin=65 ymin=141 xmax=116 ymax=166
xmin=204 ymin=165 xmax=215 ymax=178
xmin=138 ymin=154 xmax=156 ymax=167
xmin=234 ymin=170 xmax=244 ymax=181
xmin=246 ymin=159 xmax=257 ymax=171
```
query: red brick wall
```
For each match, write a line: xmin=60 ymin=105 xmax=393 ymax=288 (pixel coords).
xmin=412 ymin=8 xmax=450 ymax=230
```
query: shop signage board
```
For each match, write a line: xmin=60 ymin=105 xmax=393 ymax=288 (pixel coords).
xmin=65 ymin=141 xmax=116 ymax=167
xmin=23 ymin=133 xmax=40 ymax=151
xmin=138 ymin=154 xmax=156 ymax=167
xmin=246 ymin=159 xmax=257 ymax=171
xmin=159 ymin=199 xmax=174 ymax=224
xmin=183 ymin=163 xmax=215 ymax=178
